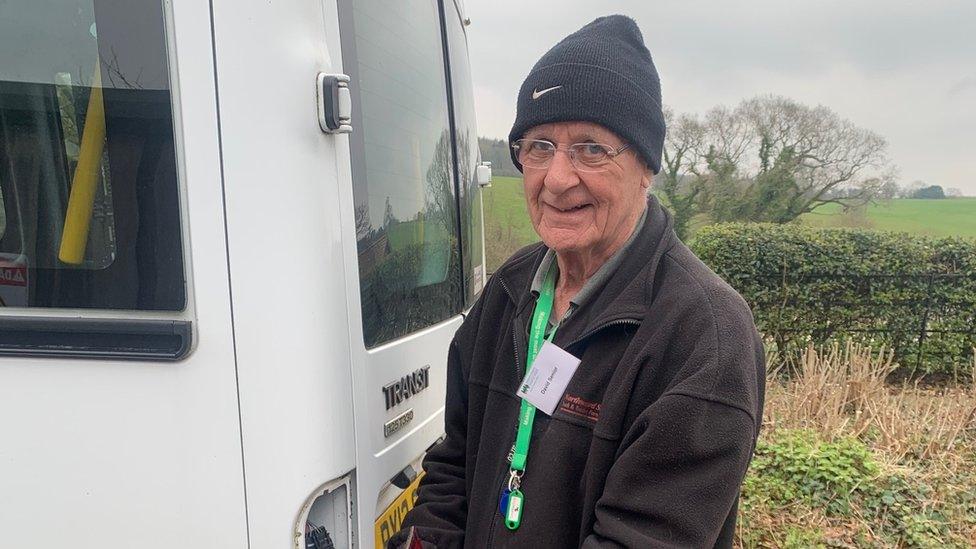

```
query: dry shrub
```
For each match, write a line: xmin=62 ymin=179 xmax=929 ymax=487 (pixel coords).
xmin=868 ymin=385 xmax=976 ymax=464
xmin=765 ymin=342 xmax=896 ymax=440
xmin=764 ymin=342 xmax=976 ymax=462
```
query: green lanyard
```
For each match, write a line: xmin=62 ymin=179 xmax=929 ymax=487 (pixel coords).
xmin=504 ymin=264 xmax=557 ymax=530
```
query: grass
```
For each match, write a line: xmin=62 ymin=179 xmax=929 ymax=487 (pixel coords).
xmin=482 ymin=176 xmax=535 ymax=242
xmin=482 ymin=176 xmax=538 ymax=270
xmin=801 ymin=198 xmax=976 ymax=239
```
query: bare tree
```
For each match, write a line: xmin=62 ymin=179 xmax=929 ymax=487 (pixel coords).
xmin=354 ymin=203 xmax=372 ymax=241
xmin=901 ymin=180 xmax=926 ymax=198
xmin=946 ymin=187 xmax=964 ymax=198
xmin=735 ymin=96 xmax=889 ymax=222
xmin=659 ymin=96 xmax=894 ymax=226
xmin=878 ymin=179 xmax=901 ymax=200
xmin=700 ymin=105 xmax=755 ymax=169
xmin=658 ymin=107 xmax=706 ymax=239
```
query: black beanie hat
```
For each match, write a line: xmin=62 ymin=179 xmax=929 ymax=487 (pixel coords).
xmin=508 ymin=15 xmax=665 ymax=174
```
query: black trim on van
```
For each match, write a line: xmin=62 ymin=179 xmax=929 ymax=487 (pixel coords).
xmin=0 ymin=317 xmax=191 ymax=361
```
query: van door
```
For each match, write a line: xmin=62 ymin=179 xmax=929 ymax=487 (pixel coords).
xmin=335 ymin=0 xmax=482 ymax=545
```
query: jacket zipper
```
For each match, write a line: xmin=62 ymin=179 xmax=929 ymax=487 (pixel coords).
xmin=498 ymin=277 xmax=526 ymax=377
xmin=485 ymin=464 xmax=509 ymax=548
xmin=510 ymin=312 xmax=525 ymax=378
xmin=564 ymin=318 xmax=641 ymax=351
xmin=488 ymin=278 xmax=522 ymax=548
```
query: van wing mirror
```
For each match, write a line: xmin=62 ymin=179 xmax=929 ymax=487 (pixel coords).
xmin=476 ymin=161 xmax=492 ymax=188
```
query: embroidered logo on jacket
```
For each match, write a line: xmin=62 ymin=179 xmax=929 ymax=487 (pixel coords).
xmin=558 ymin=394 xmax=602 ymax=423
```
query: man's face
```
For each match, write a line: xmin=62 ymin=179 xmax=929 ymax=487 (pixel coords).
xmin=521 ymin=121 xmax=650 ymax=257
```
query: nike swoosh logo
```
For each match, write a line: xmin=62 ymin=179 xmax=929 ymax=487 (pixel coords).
xmin=532 ymin=85 xmax=562 ymax=99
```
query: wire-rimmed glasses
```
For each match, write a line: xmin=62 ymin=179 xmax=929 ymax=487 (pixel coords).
xmin=512 ymin=139 xmax=631 ymax=172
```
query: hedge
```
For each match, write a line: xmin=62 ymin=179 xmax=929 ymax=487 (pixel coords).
xmin=691 ymin=223 xmax=976 ymax=376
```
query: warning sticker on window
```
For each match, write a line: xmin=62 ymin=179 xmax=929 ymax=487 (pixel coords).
xmin=0 ymin=253 xmax=28 ymax=307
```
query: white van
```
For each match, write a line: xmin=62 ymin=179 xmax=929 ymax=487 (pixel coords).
xmin=0 ymin=0 xmax=488 ymax=547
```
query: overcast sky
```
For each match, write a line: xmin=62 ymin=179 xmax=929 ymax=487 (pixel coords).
xmin=463 ymin=0 xmax=976 ymax=195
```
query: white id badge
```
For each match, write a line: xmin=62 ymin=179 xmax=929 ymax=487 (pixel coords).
xmin=516 ymin=340 xmax=582 ymax=415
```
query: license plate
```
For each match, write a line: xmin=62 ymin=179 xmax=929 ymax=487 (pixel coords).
xmin=374 ymin=472 xmax=425 ymax=548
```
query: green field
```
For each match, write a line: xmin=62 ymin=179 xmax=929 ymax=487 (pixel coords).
xmin=481 ymin=176 xmax=538 ymax=269
xmin=482 ymin=176 xmax=535 ymax=241
xmin=800 ymin=198 xmax=976 ymax=239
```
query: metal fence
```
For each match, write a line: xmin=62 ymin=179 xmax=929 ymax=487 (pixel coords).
xmin=747 ymin=272 xmax=976 ymax=374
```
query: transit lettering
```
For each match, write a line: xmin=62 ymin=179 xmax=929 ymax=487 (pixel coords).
xmin=382 ymin=365 xmax=430 ymax=410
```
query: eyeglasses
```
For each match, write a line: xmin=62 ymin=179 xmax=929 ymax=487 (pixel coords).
xmin=512 ymin=139 xmax=631 ymax=173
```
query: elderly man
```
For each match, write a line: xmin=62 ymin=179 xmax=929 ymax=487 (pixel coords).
xmin=391 ymin=15 xmax=764 ymax=549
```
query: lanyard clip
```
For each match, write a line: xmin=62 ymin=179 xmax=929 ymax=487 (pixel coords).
xmin=507 ymin=469 xmax=523 ymax=492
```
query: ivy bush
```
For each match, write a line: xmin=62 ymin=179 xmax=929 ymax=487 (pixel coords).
xmin=741 ymin=429 xmax=953 ymax=547
xmin=691 ymin=223 xmax=976 ymax=376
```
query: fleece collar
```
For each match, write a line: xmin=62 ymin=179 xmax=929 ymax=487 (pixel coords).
xmin=495 ymin=195 xmax=678 ymax=344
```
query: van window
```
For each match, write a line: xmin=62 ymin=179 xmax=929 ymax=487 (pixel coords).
xmin=0 ymin=0 xmax=184 ymax=310
xmin=342 ymin=0 xmax=463 ymax=347
xmin=442 ymin=1 xmax=486 ymax=306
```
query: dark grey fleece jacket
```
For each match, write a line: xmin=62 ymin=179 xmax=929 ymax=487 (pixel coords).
xmin=391 ymin=197 xmax=765 ymax=548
